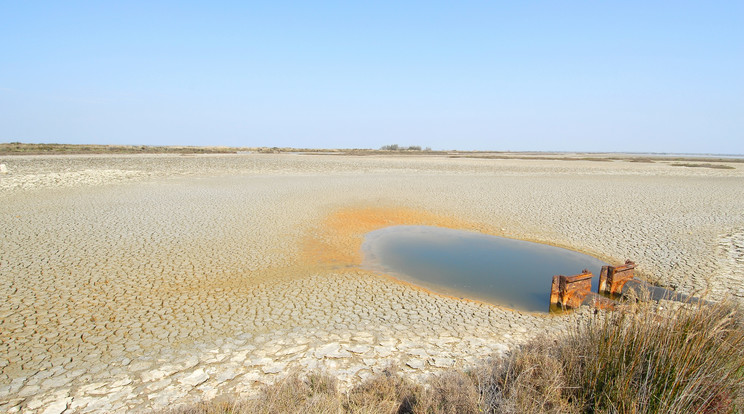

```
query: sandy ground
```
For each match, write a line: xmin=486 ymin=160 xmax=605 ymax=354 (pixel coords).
xmin=1 ymin=153 xmax=743 ymax=413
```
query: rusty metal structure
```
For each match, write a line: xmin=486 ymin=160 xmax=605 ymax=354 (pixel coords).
xmin=598 ymin=260 xmax=636 ymax=296
xmin=550 ymin=270 xmax=593 ymax=309
xmin=550 ymin=259 xmax=704 ymax=312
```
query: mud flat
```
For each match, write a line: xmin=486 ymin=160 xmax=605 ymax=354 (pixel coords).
xmin=1 ymin=153 xmax=742 ymax=412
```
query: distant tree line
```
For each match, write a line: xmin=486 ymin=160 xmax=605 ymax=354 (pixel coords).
xmin=380 ymin=144 xmax=431 ymax=151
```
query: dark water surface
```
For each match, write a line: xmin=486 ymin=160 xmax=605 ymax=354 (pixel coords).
xmin=362 ymin=226 xmax=607 ymax=313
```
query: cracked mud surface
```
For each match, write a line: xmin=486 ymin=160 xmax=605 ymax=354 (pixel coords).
xmin=1 ymin=154 xmax=742 ymax=412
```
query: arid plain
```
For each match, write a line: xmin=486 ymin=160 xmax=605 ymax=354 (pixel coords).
xmin=1 ymin=153 xmax=743 ymax=413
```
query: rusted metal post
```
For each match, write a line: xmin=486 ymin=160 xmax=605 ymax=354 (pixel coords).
xmin=598 ymin=260 xmax=635 ymax=295
xmin=550 ymin=275 xmax=560 ymax=305
xmin=598 ymin=266 xmax=609 ymax=293
xmin=551 ymin=270 xmax=593 ymax=309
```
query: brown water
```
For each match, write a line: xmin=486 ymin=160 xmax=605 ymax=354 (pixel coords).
xmin=362 ymin=226 xmax=608 ymax=313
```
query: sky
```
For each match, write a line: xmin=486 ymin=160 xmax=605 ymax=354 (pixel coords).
xmin=1 ymin=1 xmax=743 ymax=153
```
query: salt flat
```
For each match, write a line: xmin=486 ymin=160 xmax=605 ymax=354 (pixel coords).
xmin=1 ymin=153 xmax=742 ymax=412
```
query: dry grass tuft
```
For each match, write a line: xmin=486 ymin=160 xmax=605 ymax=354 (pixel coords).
xmin=472 ymin=341 xmax=577 ymax=414
xmin=562 ymin=300 xmax=744 ymax=413
xmin=423 ymin=371 xmax=479 ymax=414
xmin=241 ymin=372 xmax=341 ymax=413
xmin=342 ymin=366 xmax=479 ymax=413
xmin=344 ymin=366 xmax=423 ymax=413
xmin=473 ymin=299 xmax=744 ymax=413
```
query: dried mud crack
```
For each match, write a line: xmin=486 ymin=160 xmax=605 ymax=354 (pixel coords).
xmin=1 ymin=154 xmax=742 ymax=412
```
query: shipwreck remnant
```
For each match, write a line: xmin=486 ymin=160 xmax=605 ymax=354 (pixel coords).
xmin=549 ymin=259 xmax=706 ymax=312
xmin=599 ymin=260 xmax=636 ymax=296
xmin=550 ymin=270 xmax=593 ymax=309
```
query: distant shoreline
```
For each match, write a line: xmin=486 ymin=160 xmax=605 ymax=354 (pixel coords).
xmin=1 ymin=142 xmax=742 ymax=162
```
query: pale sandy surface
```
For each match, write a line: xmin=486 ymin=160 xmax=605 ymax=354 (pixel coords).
xmin=1 ymin=154 xmax=743 ymax=413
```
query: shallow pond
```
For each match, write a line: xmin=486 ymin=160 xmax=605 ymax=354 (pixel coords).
xmin=362 ymin=226 xmax=608 ymax=313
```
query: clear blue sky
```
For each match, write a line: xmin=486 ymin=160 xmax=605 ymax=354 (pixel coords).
xmin=2 ymin=1 xmax=742 ymax=153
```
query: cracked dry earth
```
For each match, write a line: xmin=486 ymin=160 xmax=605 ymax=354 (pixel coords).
xmin=1 ymin=153 xmax=743 ymax=413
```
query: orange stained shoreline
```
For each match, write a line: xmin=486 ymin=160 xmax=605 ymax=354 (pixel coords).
xmin=300 ymin=206 xmax=491 ymax=268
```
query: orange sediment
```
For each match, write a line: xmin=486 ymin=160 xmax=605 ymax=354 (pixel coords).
xmin=300 ymin=206 xmax=493 ymax=269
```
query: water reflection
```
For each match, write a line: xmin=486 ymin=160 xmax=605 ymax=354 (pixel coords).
xmin=362 ymin=226 xmax=607 ymax=313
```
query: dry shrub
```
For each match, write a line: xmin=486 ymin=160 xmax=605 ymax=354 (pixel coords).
xmin=170 ymin=399 xmax=243 ymax=414
xmin=423 ymin=371 xmax=479 ymax=414
xmin=563 ymin=300 xmax=744 ymax=413
xmin=472 ymin=299 xmax=743 ymax=413
xmin=168 ymin=372 xmax=343 ymax=414
xmin=344 ymin=367 xmax=478 ymax=414
xmin=344 ymin=366 xmax=424 ymax=413
xmin=473 ymin=341 xmax=576 ymax=414
xmin=243 ymin=372 xmax=342 ymax=414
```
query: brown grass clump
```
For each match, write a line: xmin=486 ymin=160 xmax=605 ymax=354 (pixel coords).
xmin=170 ymin=300 xmax=744 ymax=414
xmin=472 ymin=299 xmax=744 ymax=413
xmin=472 ymin=341 xmax=577 ymax=414
xmin=345 ymin=367 xmax=479 ymax=413
xmin=561 ymin=300 xmax=744 ymax=413
xmin=345 ymin=366 xmax=424 ymax=413
xmin=240 ymin=372 xmax=341 ymax=413
xmin=173 ymin=373 xmax=342 ymax=414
